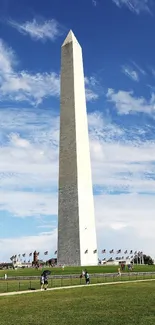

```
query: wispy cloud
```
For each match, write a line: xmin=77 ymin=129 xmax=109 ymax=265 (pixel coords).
xmin=8 ymin=18 xmax=63 ymax=42
xmin=0 ymin=39 xmax=99 ymax=105
xmin=107 ymin=88 xmax=155 ymax=115
xmin=85 ymin=76 xmax=100 ymax=101
xmin=0 ymin=230 xmax=57 ymax=262
xmin=92 ymin=0 xmax=97 ymax=6
xmin=0 ymin=38 xmax=60 ymax=105
xmin=0 ymin=107 xmax=154 ymax=208
xmin=122 ymin=65 xmax=139 ymax=81
xmin=112 ymin=0 xmax=153 ymax=14
xmin=148 ymin=66 xmax=155 ymax=78
xmin=131 ymin=61 xmax=146 ymax=76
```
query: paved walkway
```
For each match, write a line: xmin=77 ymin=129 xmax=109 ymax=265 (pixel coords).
xmin=0 ymin=278 xmax=155 ymax=297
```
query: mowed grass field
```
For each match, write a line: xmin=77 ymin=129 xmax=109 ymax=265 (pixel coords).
xmin=0 ymin=264 xmax=155 ymax=277
xmin=0 ymin=273 xmax=155 ymax=293
xmin=1 ymin=281 xmax=155 ymax=325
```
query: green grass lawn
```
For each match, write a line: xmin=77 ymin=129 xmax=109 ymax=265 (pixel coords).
xmin=1 ymin=281 xmax=155 ymax=324
xmin=0 ymin=273 xmax=155 ymax=293
xmin=0 ymin=264 xmax=155 ymax=277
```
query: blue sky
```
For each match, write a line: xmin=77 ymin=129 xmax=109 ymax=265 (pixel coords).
xmin=0 ymin=0 xmax=155 ymax=262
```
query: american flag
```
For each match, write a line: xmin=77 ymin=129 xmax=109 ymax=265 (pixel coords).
xmin=93 ymin=249 xmax=97 ymax=253
xmin=102 ymin=249 xmax=106 ymax=254
xmin=109 ymin=249 xmax=114 ymax=254
xmin=124 ymin=250 xmax=128 ymax=254
xmin=29 ymin=253 xmax=32 ymax=257
xmin=117 ymin=249 xmax=121 ymax=254
xmin=44 ymin=251 xmax=48 ymax=255
xmin=22 ymin=253 xmax=26 ymax=257
xmin=134 ymin=251 xmax=137 ymax=254
xmin=37 ymin=252 xmax=40 ymax=256
xmin=130 ymin=250 xmax=133 ymax=254
xmin=85 ymin=249 xmax=88 ymax=254
xmin=54 ymin=250 xmax=57 ymax=255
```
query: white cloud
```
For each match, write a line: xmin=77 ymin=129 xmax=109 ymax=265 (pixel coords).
xmin=122 ymin=66 xmax=139 ymax=82
xmin=85 ymin=88 xmax=99 ymax=101
xmin=1 ymin=192 xmax=155 ymax=261
xmin=95 ymin=193 xmax=155 ymax=258
xmin=0 ymin=38 xmax=60 ymax=105
xmin=0 ymin=39 xmax=98 ymax=105
xmin=112 ymin=0 xmax=152 ymax=14
xmin=92 ymin=0 xmax=97 ymax=6
xmin=107 ymin=88 xmax=155 ymax=115
xmin=0 ymin=39 xmax=16 ymax=74
xmin=1 ymin=71 xmax=60 ymax=105
xmin=0 ymin=191 xmax=58 ymax=217
xmin=85 ymin=76 xmax=100 ymax=101
xmin=0 ymin=230 xmax=57 ymax=262
xmin=131 ymin=61 xmax=146 ymax=76
xmin=0 ymin=108 xmax=154 ymax=210
xmin=9 ymin=18 xmax=62 ymax=42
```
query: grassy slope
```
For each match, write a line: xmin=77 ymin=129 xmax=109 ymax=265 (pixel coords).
xmin=1 ymin=282 xmax=155 ymax=325
xmin=0 ymin=273 xmax=155 ymax=294
xmin=0 ymin=264 xmax=155 ymax=277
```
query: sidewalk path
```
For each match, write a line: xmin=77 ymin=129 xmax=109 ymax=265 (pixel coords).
xmin=0 ymin=278 xmax=155 ymax=297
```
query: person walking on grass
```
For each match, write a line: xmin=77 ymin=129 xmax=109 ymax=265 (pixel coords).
xmin=40 ymin=275 xmax=44 ymax=290
xmin=44 ymin=274 xmax=48 ymax=290
xmin=85 ymin=270 xmax=90 ymax=284
xmin=117 ymin=267 xmax=121 ymax=277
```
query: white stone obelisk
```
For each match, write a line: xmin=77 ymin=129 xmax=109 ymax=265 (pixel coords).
xmin=57 ymin=30 xmax=98 ymax=266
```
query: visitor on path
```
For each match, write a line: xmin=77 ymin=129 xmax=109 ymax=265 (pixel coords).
xmin=117 ymin=267 xmax=121 ymax=277
xmin=44 ymin=274 xmax=48 ymax=290
xmin=82 ymin=270 xmax=85 ymax=277
xmin=40 ymin=275 xmax=44 ymax=290
xmin=80 ymin=270 xmax=85 ymax=279
xmin=121 ymin=263 xmax=125 ymax=271
xmin=85 ymin=271 xmax=90 ymax=284
xmin=4 ymin=274 xmax=7 ymax=280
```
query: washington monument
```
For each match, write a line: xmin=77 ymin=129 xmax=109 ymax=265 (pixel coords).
xmin=57 ymin=30 xmax=98 ymax=266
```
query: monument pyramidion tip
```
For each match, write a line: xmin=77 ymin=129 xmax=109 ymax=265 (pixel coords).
xmin=62 ymin=30 xmax=80 ymax=47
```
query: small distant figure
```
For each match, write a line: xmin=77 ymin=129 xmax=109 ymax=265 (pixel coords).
xmin=80 ymin=270 xmax=85 ymax=279
xmin=121 ymin=263 xmax=125 ymax=271
xmin=82 ymin=270 xmax=85 ymax=277
xmin=85 ymin=271 xmax=90 ymax=284
xmin=128 ymin=264 xmax=133 ymax=271
xmin=4 ymin=274 xmax=7 ymax=280
xmin=40 ymin=275 xmax=44 ymax=290
xmin=44 ymin=275 xmax=48 ymax=290
xmin=117 ymin=267 xmax=121 ymax=277
xmin=62 ymin=265 xmax=65 ymax=271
